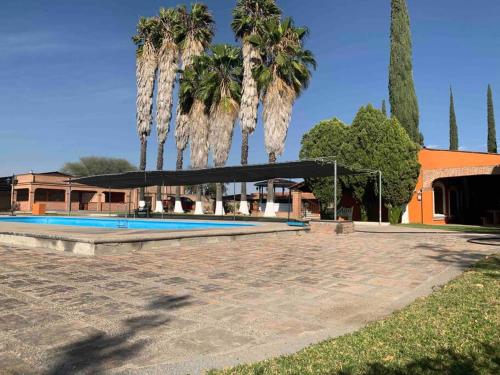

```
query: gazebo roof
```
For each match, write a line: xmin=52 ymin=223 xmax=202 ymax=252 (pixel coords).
xmin=254 ymin=178 xmax=297 ymax=188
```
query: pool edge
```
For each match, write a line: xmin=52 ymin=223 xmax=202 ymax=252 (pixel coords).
xmin=0 ymin=225 xmax=309 ymax=256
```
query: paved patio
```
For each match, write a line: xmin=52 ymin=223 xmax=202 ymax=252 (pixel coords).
xmin=0 ymin=226 xmax=496 ymax=374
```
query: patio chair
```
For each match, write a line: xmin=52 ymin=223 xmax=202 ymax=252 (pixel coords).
xmin=134 ymin=201 xmax=151 ymax=218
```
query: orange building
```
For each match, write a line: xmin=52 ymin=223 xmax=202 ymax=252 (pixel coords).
xmin=1 ymin=171 xmax=182 ymax=214
xmin=289 ymin=148 xmax=500 ymax=225
xmin=404 ymin=149 xmax=500 ymax=225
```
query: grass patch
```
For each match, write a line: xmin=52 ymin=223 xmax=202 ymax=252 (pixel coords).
xmin=399 ymin=223 xmax=500 ymax=234
xmin=209 ymin=255 xmax=500 ymax=375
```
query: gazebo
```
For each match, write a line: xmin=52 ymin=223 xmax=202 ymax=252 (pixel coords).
xmin=254 ymin=178 xmax=297 ymax=210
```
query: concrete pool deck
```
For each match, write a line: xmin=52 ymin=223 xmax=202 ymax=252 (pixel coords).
xmin=0 ymin=219 xmax=308 ymax=255
xmin=0 ymin=225 xmax=497 ymax=374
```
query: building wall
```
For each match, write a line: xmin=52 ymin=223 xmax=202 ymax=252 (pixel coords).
xmin=407 ymin=149 xmax=500 ymax=225
xmin=290 ymin=149 xmax=500 ymax=224
xmin=11 ymin=172 xmax=181 ymax=214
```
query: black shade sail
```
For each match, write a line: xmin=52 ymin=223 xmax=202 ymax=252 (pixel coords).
xmin=70 ymin=159 xmax=377 ymax=189
xmin=0 ymin=176 xmax=13 ymax=192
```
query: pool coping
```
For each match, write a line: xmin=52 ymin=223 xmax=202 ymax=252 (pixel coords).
xmin=0 ymin=219 xmax=309 ymax=256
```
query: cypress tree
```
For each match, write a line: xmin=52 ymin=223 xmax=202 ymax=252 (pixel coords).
xmin=389 ymin=0 xmax=422 ymax=144
xmin=381 ymin=99 xmax=387 ymax=116
xmin=449 ymin=87 xmax=458 ymax=150
xmin=487 ymin=84 xmax=497 ymax=153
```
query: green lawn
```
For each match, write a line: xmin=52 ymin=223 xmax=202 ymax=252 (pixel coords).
xmin=209 ymin=255 xmax=500 ymax=375
xmin=399 ymin=223 xmax=500 ymax=234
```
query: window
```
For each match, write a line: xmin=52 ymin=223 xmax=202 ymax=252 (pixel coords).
xmin=34 ymin=189 xmax=66 ymax=202
xmin=104 ymin=192 xmax=125 ymax=203
xmin=16 ymin=189 xmax=29 ymax=202
xmin=433 ymin=183 xmax=445 ymax=216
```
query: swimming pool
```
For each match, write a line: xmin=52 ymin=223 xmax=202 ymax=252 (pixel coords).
xmin=0 ymin=216 xmax=254 ymax=231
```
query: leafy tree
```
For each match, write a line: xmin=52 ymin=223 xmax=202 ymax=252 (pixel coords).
xmin=299 ymin=118 xmax=349 ymax=211
xmin=449 ymin=87 xmax=459 ymax=150
xmin=61 ymin=157 xmax=137 ymax=177
xmin=381 ymin=99 xmax=387 ymax=116
xmin=299 ymin=105 xmax=420 ymax=223
xmin=389 ymin=0 xmax=422 ymax=144
xmin=487 ymin=84 xmax=497 ymax=153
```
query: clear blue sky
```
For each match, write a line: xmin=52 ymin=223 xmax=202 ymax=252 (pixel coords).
xmin=1 ymin=0 xmax=499 ymax=176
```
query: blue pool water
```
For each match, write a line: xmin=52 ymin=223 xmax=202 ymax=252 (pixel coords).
xmin=0 ymin=216 xmax=254 ymax=230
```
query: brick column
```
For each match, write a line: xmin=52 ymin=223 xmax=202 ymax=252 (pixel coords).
xmin=66 ymin=187 xmax=71 ymax=212
xmin=97 ymin=190 xmax=103 ymax=212
xmin=292 ymin=191 xmax=302 ymax=219
xmin=28 ymin=187 xmax=35 ymax=213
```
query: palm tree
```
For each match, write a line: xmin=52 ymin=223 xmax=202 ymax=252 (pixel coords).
xmin=179 ymin=56 xmax=211 ymax=214
xmin=203 ymin=44 xmax=243 ymax=215
xmin=154 ymin=7 xmax=184 ymax=212
xmin=252 ymin=18 xmax=316 ymax=216
xmin=132 ymin=17 xmax=160 ymax=203
xmin=173 ymin=3 xmax=214 ymax=213
xmin=231 ymin=0 xmax=281 ymax=215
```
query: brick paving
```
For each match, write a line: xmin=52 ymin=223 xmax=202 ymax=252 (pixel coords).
xmin=0 ymin=227 xmax=496 ymax=374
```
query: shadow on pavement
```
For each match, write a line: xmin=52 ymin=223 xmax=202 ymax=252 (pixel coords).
xmin=45 ymin=294 xmax=192 ymax=375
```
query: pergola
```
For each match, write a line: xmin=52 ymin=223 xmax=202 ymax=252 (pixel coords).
xmin=71 ymin=158 xmax=382 ymax=223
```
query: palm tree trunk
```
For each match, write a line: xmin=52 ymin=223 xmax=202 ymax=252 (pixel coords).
xmin=139 ymin=134 xmax=147 ymax=202
xmin=239 ymin=130 xmax=250 ymax=215
xmin=154 ymin=141 xmax=165 ymax=212
xmin=155 ymin=41 xmax=178 ymax=213
xmin=174 ymin=148 xmax=184 ymax=213
xmin=190 ymin=100 xmax=209 ymax=215
xmin=215 ymin=182 xmax=224 ymax=216
xmin=264 ymin=152 xmax=276 ymax=217
xmin=195 ymin=185 xmax=203 ymax=215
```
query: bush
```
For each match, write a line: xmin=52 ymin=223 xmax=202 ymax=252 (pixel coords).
xmin=388 ymin=205 xmax=404 ymax=224
xmin=299 ymin=105 xmax=420 ymax=221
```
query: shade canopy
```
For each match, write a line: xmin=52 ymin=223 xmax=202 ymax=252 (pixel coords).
xmin=70 ymin=159 xmax=377 ymax=189
xmin=0 ymin=176 xmax=13 ymax=192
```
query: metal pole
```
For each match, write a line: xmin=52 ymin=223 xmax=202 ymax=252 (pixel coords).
xmin=68 ymin=178 xmax=72 ymax=216
xmin=334 ymin=160 xmax=337 ymax=221
xmin=127 ymin=189 xmax=131 ymax=218
xmin=378 ymin=170 xmax=382 ymax=225
xmin=10 ymin=174 xmax=15 ymax=216
xmin=233 ymin=180 xmax=236 ymax=221
xmin=108 ymin=186 xmax=111 ymax=217
xmin=161 ymin=181 xmax=164 ymax=219
xmin=287 ymin=187 xmax=291 ymax=221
